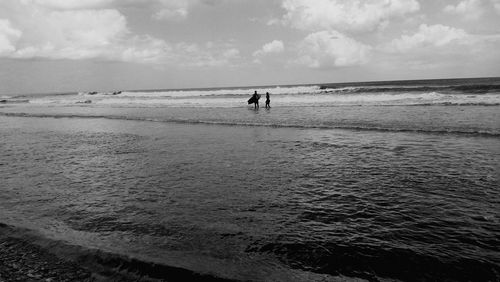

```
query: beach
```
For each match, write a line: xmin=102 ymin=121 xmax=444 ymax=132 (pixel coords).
xmin=0 ymin=78 xmax=499 ymax=281
xmin=0 ymin=223 xmax=93 ymax=282
xmin=2 ymin=0 xmax=500 ymax=280
xmin=0 ymin=222 xmax=241 ymax=282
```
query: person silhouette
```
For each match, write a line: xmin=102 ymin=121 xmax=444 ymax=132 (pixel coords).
xmin=265 ymin=92 xmax=270 ymax=109
xmin=252 ymin=91 xmax=260 ymax=109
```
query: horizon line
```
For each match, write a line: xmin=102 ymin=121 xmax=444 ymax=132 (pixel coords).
xmin=4 ymin=76 xmax=500 ymax=97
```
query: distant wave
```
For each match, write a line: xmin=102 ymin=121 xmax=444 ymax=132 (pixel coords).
xmin=403 ymin=102 xmax=500 ymax=106
xmin=77 ymin=83 xmax=500 ymax=98
xmin=39 ymin=91 xmax=500 ymax=107
xmin=1 ymin=112 xmax=498 ymax=137
xmin=320 ymin=84 xmax=500 ymax=94
xmin=79 ymin=85 xmax=325 ymax=98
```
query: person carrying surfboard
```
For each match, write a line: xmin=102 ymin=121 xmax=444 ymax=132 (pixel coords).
xmin=248 ymin=91 xmax=261 ymax=109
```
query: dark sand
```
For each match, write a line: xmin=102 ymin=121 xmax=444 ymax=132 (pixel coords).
xmin=0 ymin=223 xmax=235 ymax=282
xmin=0 ymin=225 xmax=93 ymax=281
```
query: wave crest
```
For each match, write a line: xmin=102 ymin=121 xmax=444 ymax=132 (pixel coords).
xmin=80 ymin=85 xmax=324 ymax=98
xmin=321 ymin=83 xmax=500 ymax=94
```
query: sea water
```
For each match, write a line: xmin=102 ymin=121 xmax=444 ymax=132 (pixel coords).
xmin=0 ymin=77 xmax=499 ymax=281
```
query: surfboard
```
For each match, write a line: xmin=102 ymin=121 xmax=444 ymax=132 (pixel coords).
xmin=248 ymin=94 xmax=261 ymax=104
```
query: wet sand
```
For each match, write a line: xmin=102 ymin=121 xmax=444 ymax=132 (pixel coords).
xmin=0 ymin=223 xmax=236 ymax=282
xmin=0 ymin=223 xmax=93 ymax=282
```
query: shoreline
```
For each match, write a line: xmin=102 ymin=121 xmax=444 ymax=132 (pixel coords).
xmin=0 ymin=223 xmax=234 ymax=282
xmin=0 ymin=223 xmax=93 ymax=281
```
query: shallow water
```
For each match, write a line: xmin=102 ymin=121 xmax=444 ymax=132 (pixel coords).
xmin=1 ymin=78 xmax=500 ymax=280
xmin=1 ymin=104 xmax=500 ymax=136
xmin=0 ymin=109 xmax=499 ymax=280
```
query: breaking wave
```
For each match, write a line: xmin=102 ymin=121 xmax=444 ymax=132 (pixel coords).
xmin=18 ymin=89 xmax=500 ymax=107
xmin=76 ymin=79 xmax=500 ymax=99
xmin=79 ymin=85 xmax=325 ymax=98
xmin=320 ymin=84 xmax=500 ymax=94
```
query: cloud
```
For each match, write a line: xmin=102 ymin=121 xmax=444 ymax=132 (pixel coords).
xmin=294 ymin=30 xmax=371 ymax=68
xmin=378 ymin=23 xmax=500 ymax=70
xmin=281 ymin=0 xmax=420 ymax=32
xmin=0 ymin=1 xmax=239 ymax=67
xmin=384 ymin=24 xmax=468 ymax=52
xmin=253 ymin=40 xmax=285 ymax=64
xmin=444 ymin=0 xmax=484 ymax=20
xmin=0 ymin=5 xmax=133 ymax=60
xmin=253 ymin=40 xmax=285 ymax=56
xmin=0 ymin=19 xmax=22 ymax=54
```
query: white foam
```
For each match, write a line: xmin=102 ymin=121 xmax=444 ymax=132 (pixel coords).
xmin=26 ymin=90 xmax=500 ymax=108
xmin=80 ymin=85 xmax=324 ymax=98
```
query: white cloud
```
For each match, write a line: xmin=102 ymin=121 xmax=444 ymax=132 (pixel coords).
xmin=253 ymin=40 xmax=285 ymax=56
xmin=385 ymin=24 xmax=468 ymax=52
xmin=253 ymin=40 xmax=285 ymax=64
xmin=0 ymin=19 xmax=22 ymax=54
xmin=294 ymin=30 xmax=371 ymax=68
xmin=2 ymin=6 xmax=132 ymax=60
xmin=281 ymin=0 xmax=420 ymax=32
xmin=377 ymin=23 xmax=500 ymax=71
xmin=0 ymin=1 xmax=239 ymax=67
xmin=444 ymin=0 xmax=484 ymax=20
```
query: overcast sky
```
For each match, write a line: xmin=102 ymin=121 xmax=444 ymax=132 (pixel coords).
xmin=1 ymin=0 xmax=499 ymax=94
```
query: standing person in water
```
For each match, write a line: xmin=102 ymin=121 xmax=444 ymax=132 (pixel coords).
xmin=265 ymin=92 xmax=271 ymax=109
xmin=252 ymin=91 xmax=260 ymax=109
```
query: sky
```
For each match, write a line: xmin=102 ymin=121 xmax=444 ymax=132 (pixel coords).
xmin=0 ymin=0 xmax=499 ymax=94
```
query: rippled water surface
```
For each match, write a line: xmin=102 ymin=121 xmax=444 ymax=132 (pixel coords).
xmin=1 ymin=107 xmax=499 ymax=280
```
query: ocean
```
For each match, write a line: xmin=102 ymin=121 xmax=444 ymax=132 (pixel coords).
xmin=0 ymin=77 xmax=499 ymax=281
